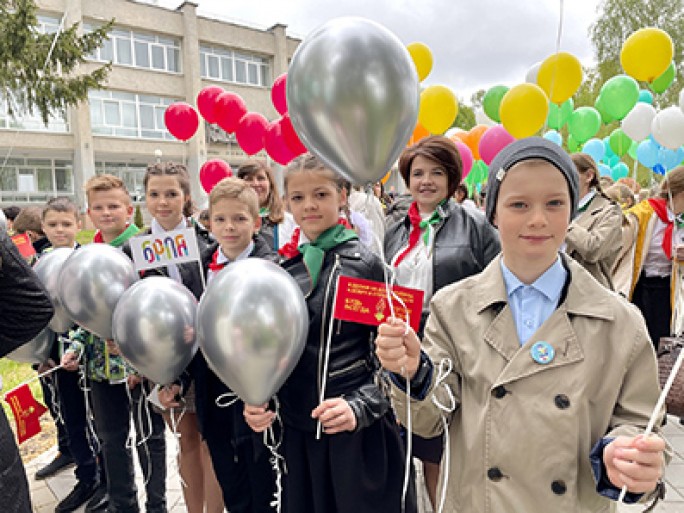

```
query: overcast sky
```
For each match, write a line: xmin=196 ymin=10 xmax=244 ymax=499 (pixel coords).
xmin=158 ymin=0 xmax=603 ymax=100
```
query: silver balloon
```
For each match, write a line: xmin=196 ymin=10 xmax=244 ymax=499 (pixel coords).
xmin=33 ymin=247 xmax=74 ymax=333
xmin=197 ymin=259 xmax=308 ymax=405
xmin=112 ymin=277 xmax=198 ymax=385
xmin=58 ymin=244 xmax=139 ymax=339
xmin=6 ymin=327 xmax=53 ymax=364
xmin=287 ymin=17 xmax=419 ymax=186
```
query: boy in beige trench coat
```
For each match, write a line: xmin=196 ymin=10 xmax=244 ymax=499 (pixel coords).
xmin=376 ymin=137 xmax=668 ymax=513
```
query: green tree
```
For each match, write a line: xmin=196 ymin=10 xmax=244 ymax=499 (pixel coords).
xmin=133 ymin=204 xmax=144 ymax=230
xmin=0 ymin=0 xmax=112 ymax=124
xmin=453 ymin=100 xmax=475 ymax=130
xmin=589 ymin=0 xmax=683 ymax=108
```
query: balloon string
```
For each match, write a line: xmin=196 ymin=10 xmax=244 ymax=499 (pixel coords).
xmin=263 ymin=396 xmax=284 ymax=513
xmin=169 ymin=403 xmax=188 ymax=489
xmin=431 ymin=358 xmax=456 ymax=513
xmin=542 ymin=0 xmax=566 ymax=135
xmin=215 ymin=391 xmax=239 ymax=408
xmin=316 ymin=257 xmax=341 ymax=440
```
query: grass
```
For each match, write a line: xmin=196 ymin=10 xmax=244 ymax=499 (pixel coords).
xmin=0 ymin=358 xmax=44 ymax=420
xmin=76 ymin=229 xmax=95 ymax=245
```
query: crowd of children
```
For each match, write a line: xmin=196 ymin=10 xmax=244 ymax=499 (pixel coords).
xmin=2 ymin=134 xmax=677 ymax=513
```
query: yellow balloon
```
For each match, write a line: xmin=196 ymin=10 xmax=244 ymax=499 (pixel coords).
xmin=418 ymin=85 xmax=459 ymax=135
xmin=381 ymin=170 xmax=391 ymax=185
xmin=407 ymin=42 xmax=433 ymax=82
xmin=499 ymin=83 xmax=549 ymax=139
xmin=536 ymin=52 xmax=583 ymax=104
xmin=620 ymin=28 xmax=673 ymax=82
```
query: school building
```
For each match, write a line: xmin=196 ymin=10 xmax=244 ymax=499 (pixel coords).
xmin=0 ymin=0 xmax=301 ymax=211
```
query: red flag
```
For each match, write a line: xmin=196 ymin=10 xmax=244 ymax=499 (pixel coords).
xmin=4 ymin=384 xmax=48 ymax=444
xmin=333 ymin=276 xmax=424 ymax=332
xmin=11 ymin=233 xmax=36 ymax=261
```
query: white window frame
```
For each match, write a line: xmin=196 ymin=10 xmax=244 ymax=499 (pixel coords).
xmin=200 ymin=45 xmax=270 ymax=87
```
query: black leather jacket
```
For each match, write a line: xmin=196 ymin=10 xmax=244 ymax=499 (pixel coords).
xmin=279 ymin=238 xmax=390 ymax=433
xmin=385 ymin=199 xmax=501 ymax=327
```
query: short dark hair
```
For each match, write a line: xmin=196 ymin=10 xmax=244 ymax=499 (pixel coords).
xmin=2 ymin=206 xmax=21 ymax=221
xmin=398 ymin=135 xmax=462 ymax=199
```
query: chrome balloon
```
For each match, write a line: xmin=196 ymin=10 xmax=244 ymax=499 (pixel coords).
xmin=58 ymin=244 xmax=138 ymax=339
xmin=33 ymin=247 xmax=74 ymax=333
xmin=197 ymin=259 xmax=308 ymax=405
xmin=112 ymin=277 xmax=198 ymax=385
xmin=287 ymin=17 xmax=419 ymax=185
xmin=6 ymin=327 xmax=53 ymax=364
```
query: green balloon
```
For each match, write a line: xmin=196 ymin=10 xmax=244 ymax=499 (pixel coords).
xmin=594 ymin=94 xmax=615 ymax=125
xmin=608 ymin=128 xmax=632 ymax=157
xmin=482 ymin=85 xmax=509 ymax=123
xmin=649 ymin=62 xmax=676 ymax=94
xmin=628 ymin=140 xmax=638 ymax=159
xmin=471 ymin=160 xmax=489 ymax=184
xmin=567 ymin=134 xmax=580 ymax=153
xmin=600 ymin=75 xmax=639 ymax=121
xmin=546 ymin=98 xmax=574 ymax=130
xmin=567 ymin=107 xmax=601 ymax=144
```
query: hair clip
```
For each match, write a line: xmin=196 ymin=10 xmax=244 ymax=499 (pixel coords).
xmin=496 ymin=168 xmax=506 ymax=181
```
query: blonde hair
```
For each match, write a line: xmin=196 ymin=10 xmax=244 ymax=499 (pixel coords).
xmin=659 ymin=166 xmax=684 ymax=200
xmin=85 ymin=174 xmax=131 ymax=204
xmin=144 ymin=161 xmax=194 ymax=217
xmin=283 ymin=153 xmax=346 ymax=193
xmin=237 ymin=160 xmax=285 ymax=224
xmin=604 ymin=183 xmax=635 ymax=209
xmin=209 ymin=177 xmax=259 ymax=219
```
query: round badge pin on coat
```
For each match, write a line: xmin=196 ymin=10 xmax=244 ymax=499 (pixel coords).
xmin=530 ymin=341 xmax=555 ymax=364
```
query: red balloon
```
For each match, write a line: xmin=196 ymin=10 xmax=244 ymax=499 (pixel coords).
xmin=271 ymin=73 xmax=288 ymax=116
xmin=478 ymin=125 xmax=515 ymax=165
xmin=235 ymin=112 xmax=269 ymax=155
xmin=281 ymin=114 xmax=307 ymax=155
xmin=264 ymin=120 xmax=297 ymax=165
xmin=215 ymin=92 xmax=247 ymax=134
xmin=199 ymin=159 xmax=233 ymax=194
xmin=197 ymin=86 xmax=224 ymax=124
xmin=164 ymin=102 xmax=199 ymax=141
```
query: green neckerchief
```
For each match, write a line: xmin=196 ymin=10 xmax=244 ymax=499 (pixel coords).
xmin=259 ymin=207 xmax=270 ymax=217
xmin=298 ymin=224 xmax=358 ymax=289
xmin=109 ymin=223 xmax=140 ymax=248
xmin=420 ymin=200 xmax=446 ymax=245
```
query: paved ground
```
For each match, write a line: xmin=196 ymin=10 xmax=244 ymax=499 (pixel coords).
xmin=25 ymin=415 xmax=684 ymax=512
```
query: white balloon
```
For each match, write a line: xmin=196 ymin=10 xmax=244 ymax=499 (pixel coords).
xmin=475 ymin=108 xmax=496 ymax=127
xmin=651 ymin=106 xmax=684 ymax=150
xmin=444 ymin=127 xmax=464 ymax=138
xmin=526 ymin=62 xmax=541 ymax=84
xmin=621 ymin=103 xmax=656 ymax=142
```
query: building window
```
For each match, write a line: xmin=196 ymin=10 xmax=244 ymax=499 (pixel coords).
xmin=200 ymin=45 xmax=270 ymax=87
xmin=86 ymin=24 xmax=181 ymax=73
xmin=95 ymin=161 xmax=148 ymax=202
xmin=0 ymin=157 xmax=74 ymax=202
xmin=0 ymin=92 xmax=69 ymax=133
xmin=36 ymin=14 xmax=62 ymax=35
xmin=89 ymin=90 xmax=176 ymax=140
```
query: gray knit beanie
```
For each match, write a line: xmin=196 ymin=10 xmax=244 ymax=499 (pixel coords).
xmin=485 ymin=137 xmax=578 ymax=225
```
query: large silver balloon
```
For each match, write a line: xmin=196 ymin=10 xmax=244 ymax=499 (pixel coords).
xmin=112 ymin=277 xmax=198 ymax=385
xmin=287 ymin=17 xmax=419 ymax=186
xmin=33 ymin=248 xmax=74 ymax=333
xmin=197 ymin=259 xmax=308 ymax=405
xmin=6 ymin=327 xmax=53 ymax=364
xmin=58 ymin=244 xmax=138 ymax=339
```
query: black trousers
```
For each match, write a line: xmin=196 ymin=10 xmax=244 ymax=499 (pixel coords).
xmin=632 ymin=274 xmax=672 ymax=350
xmin=55 ymin=368 xmax=98 ymax=484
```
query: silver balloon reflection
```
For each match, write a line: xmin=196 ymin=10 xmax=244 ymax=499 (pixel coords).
xmin=287 ymin=17 xmax=419 ymax=186
xmin=33 ymin=247 xmax=74 ymax=333
xmin=58 ymin=244 xmax=139 ymax=339
xmin=7 ymin=327 xmax=53 ymax=364
xmin=197 ymin=259 xmax=308 ymax=405
xmin=112 ymin=277 xmax=198 ymax=385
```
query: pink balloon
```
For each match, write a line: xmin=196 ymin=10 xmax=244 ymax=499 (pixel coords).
xmin=454 ymin=140 xmax=474 ymax=178
xmin=164 ymin=102 xmax=199 ymax=141
xmin=281 ymin=113 xmax=307 ymax=155
xmin=196 ymin=86 xmax=224 ymax=124
xmin=479 ymin=125 xmax=515 ymax=165
xmin=271 ymin=73 xmax=288 ymax=116
xmin=235 ymin=112 xmax=269 ymax=155
xmin=215 ymin=92 xmax=247 ymax=134
xmin=264 ymin=120 xmax=297 ymax=165
xmin=199 ymin=159 xmax=233 ymax=194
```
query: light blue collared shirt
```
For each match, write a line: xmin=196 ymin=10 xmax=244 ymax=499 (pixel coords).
xmin=501 ymin=256 xmax=568 ymax=345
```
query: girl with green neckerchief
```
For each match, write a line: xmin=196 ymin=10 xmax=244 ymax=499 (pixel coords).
xmin=243 ymin=153 xmax=417 ymax=513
